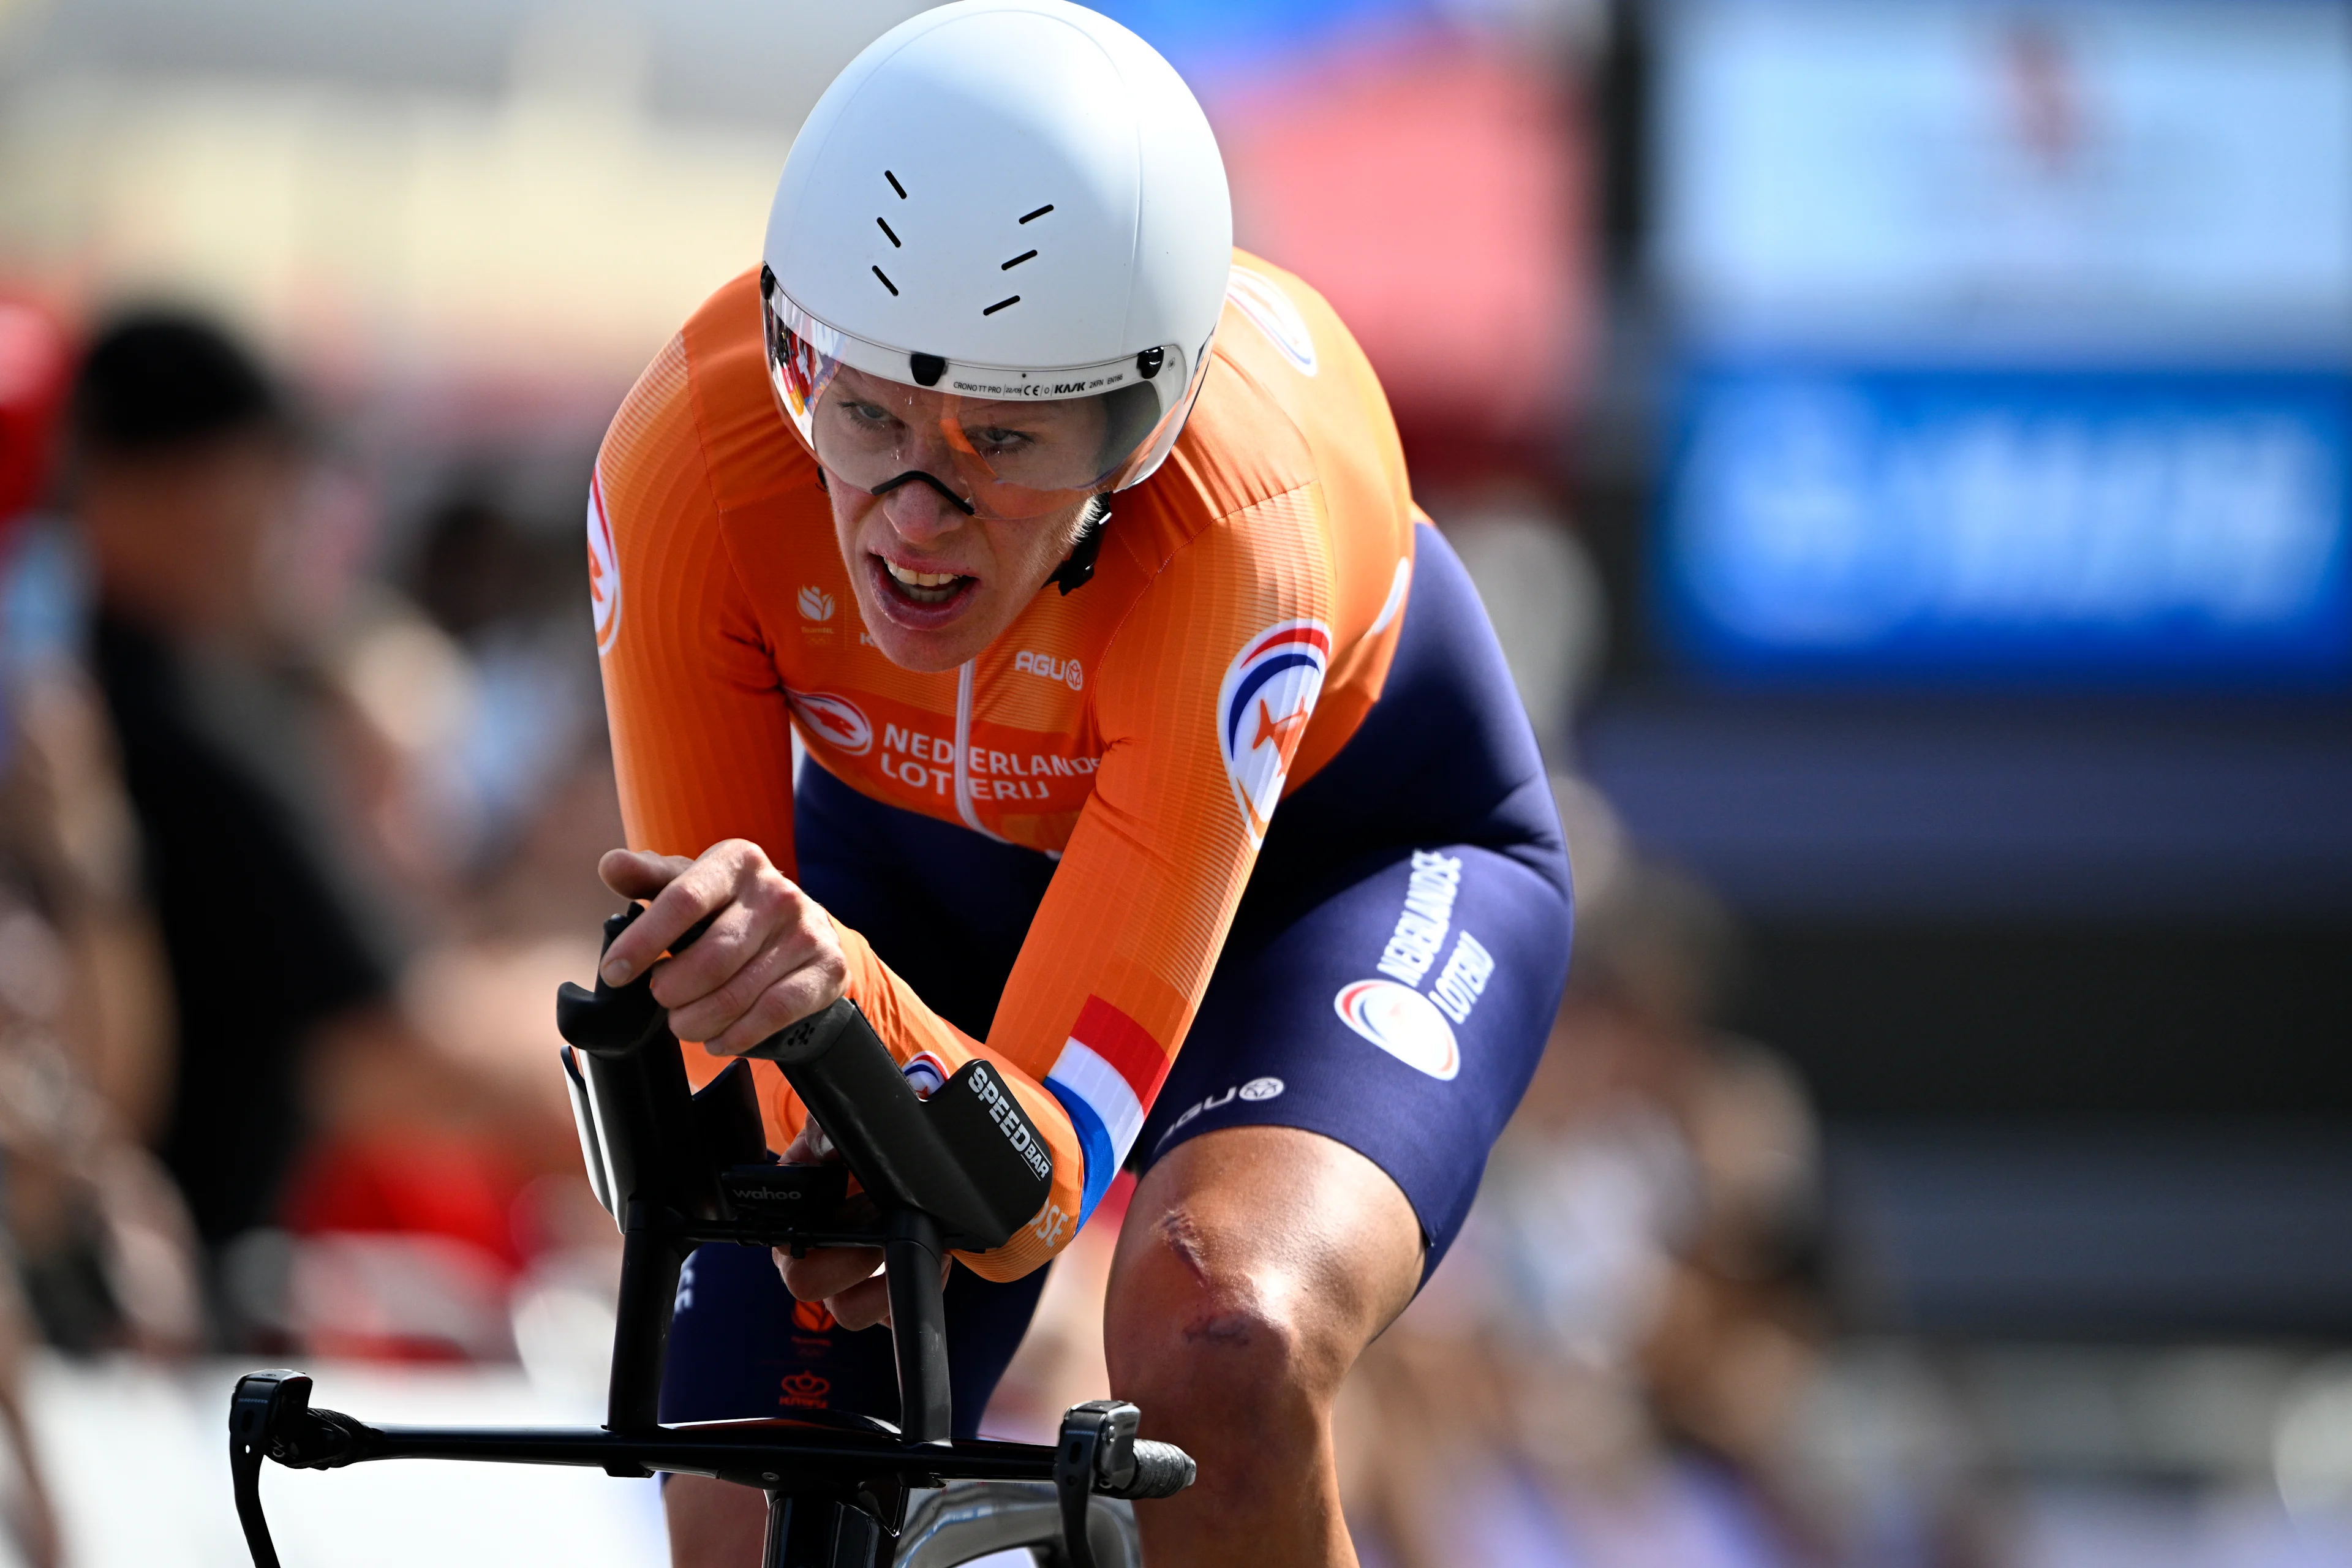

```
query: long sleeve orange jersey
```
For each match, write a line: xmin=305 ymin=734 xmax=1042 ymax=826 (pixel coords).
xmin=590 ymin=251 xmax=1419 ymax=1279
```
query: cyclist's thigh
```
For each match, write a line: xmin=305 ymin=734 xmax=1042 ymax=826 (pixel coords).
xmin=1136 ymin=836 xmax=1570 ymax=1279
xmin=1128 ymin=519 xmax=1573 ymax=1277
xmin=659 ymin=1238 xmax=1049 ymax=1436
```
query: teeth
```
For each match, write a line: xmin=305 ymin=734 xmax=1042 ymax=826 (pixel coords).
xmin=880 ymin=557 xmax=966 ymax=605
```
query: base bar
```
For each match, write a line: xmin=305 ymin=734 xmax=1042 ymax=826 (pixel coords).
xmin=354 ymin=1421 xmax=1056 ymax=1488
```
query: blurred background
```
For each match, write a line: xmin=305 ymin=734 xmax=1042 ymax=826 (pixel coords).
xmin=0 ymin=0 xmax=2347 ymax=1564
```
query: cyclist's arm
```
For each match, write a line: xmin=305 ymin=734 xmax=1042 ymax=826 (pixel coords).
xmin=592 ymin=338 xmax=800 ymax=886
xmin=590 ymin=342 xmax=1088 ymax=1255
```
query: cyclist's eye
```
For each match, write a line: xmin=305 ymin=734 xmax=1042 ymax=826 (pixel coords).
xmin=840 ymin=400 xmax=897 ymax=431
xmin=968 ymin=426 xmax=1032 ymax=453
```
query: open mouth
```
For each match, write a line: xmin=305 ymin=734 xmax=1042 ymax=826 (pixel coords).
xmin=882 ymin=559 xmax=967 ymax=603
xmin=869 ymin=554 xmax=978 ymax=622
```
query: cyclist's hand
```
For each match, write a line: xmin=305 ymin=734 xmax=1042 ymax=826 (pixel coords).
xmin=769 ymin=1118 xmax=946 ymax=1329
xmin=596 ymin=840 xmax=848 ymax=1056
xmin=778 ymin=1245 xmax=891 ymax=1330
xmin=771 ymin=1118 xmax=889 ymax=1327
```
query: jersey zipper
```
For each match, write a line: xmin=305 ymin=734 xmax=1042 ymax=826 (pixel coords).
xmin=953 ymin=660 xmax=1006 ymax=842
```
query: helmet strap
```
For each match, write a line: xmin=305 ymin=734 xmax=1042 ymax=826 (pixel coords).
xmin=1050 ymin=500 xmax=1109 ymax=595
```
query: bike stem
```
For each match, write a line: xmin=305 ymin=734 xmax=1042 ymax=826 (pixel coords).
xmin=883 ymin=1209 xmax=952 ymax=1446
xmin=607 ymin=1199 xmax=687 ymax=1444
xmin=763 ymin=1491 xmax=888 ymax=1568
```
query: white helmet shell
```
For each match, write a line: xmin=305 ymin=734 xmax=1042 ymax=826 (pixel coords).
xmin=763 ymin=0 xmax=1231 ymax=490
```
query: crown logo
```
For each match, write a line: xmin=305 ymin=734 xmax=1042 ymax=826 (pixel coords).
xmin=778 ymin=1371 xmax=832 ymax=1409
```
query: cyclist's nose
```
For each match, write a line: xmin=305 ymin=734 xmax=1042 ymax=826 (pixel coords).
xmin=879 ymin=477 xmax=970 ymax=541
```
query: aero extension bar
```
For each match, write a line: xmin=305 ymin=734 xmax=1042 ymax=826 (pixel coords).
xmin=228 ymin=906 xmax=1192 ymax=1568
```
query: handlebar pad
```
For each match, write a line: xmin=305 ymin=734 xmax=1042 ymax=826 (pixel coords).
xmin=747 ymin=998 xmax=1052 ymax=1252
xmin=554 ymin=908 xmax=721 ymax=1057
xmin=1114 ymin=1441 xmax=1197 ymax=1500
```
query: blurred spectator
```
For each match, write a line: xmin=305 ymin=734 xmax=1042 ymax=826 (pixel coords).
xmin=0 ymin=1262 xmax=56 ymax=1568
xmin=360 ymin=486 xmax=605 ymax=890
xmin=1343 ymin=862 xmax=1829 ymax=1567
xmin=1567 ymin=870 xmax=1821 ymax=1502
xmin=0 ymin=671 xmax=205 ymax=1362
xmin=0 ymin=295 xmax=202 ymax=1568
xmin=65 ymin=311 xmax=524 ymax=1343
xmin=1437 ymin=494 xmax=1608 ymax=764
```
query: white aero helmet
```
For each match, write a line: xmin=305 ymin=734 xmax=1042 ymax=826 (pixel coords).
xmin=761 ymin=0 xmax=1232 ymax=533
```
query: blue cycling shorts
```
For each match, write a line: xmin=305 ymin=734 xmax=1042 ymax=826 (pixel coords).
xmin=660 ymin=524 xmax=1571 ymax=1436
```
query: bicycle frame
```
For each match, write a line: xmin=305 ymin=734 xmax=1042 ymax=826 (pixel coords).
xmin=228 ymin=908 xmax=1189 ymax=1568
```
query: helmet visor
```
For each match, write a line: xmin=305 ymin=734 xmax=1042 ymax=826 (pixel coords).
xmin=763 ymin=279 xmax=1205 ymax=522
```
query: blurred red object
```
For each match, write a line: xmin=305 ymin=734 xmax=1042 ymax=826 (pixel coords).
xmin=1214 ymin=39 xmax=1593 ymax=481
xmin=279 ymin=1133 xmax=530 ymax=1361
xmin=0 ymin=296 xmax=70 ymax=538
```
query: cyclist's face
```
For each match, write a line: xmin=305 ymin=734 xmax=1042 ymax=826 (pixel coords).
xmin=822 ymin=368 xmax=1105 ymax=673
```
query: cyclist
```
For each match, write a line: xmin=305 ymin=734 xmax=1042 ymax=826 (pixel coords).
xmin=587 ymin=4 xmax=1571 ymax=1562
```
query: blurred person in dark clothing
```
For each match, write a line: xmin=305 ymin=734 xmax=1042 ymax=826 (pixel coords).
xmin=67 ymin=313 xmax=482 ymax=1288
xmin=0 ymin=294 xmax=202 ymax=1568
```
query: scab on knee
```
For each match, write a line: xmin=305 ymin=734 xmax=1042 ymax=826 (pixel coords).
xmin=1111 ymin=1207 xmax=1317 ymax=1417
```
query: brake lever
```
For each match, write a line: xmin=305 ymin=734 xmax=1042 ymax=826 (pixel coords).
xmin=228 ymin=1374 xmax=286 ymax=1568
xmin=229 ymin=1371 xmax=377 ymax=1568
xmin=1053 ymin=1401 xmax=1195 ymax=1568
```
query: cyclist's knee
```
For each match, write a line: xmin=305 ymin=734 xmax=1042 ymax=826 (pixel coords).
xmin=1106 ymin=1210 xmax=1333 ymax=1433
xmin=1104 ymin=1128 xmax=1422 ymax=1431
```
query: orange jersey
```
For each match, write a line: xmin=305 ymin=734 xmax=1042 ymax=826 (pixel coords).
xmin=592 ymin=251 xmax=1419 ymax=1278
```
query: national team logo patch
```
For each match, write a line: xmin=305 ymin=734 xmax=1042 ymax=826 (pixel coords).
xmin=785 ymin=690 xmax=873 ymax=756
xmin=1334 ymin=979 xmax=1461 ymax=1081
xmin=1218 ymin=619 xmax=1330 ymax=846
xmin=586 ymin=472 xmax=622 ymax=656
xmin=901 ymin=1052 xmax=948 ymax=1099
xmin=797 ymin=585 xmax=835 ymax=622
xmin=1227 ymin=266 xmax=1318 ymax=377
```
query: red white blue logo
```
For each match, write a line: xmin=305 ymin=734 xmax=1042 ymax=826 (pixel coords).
xmin=785 ymin=690 xmax=873 ymax=756
xmin=1334 ymin=979 xmax=1461 ymax=1081
xmin=900 ymin=1052 xmax=948 ymax=1099
xmin=586 ymin=470 xmax=622 ymax=657
xmin=1217 ymin=619 xmax=1330 ymax=846
xmin=1227 ymin=266 xmax=1319 ymax=377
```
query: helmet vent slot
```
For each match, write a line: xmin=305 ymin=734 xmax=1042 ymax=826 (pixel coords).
xmin=1017 ymin=204 xmax=1054 ymax=225
xmin=872 ymin=266 xmax=899 ymax=296
xmin=1001 ymin=250 xmax=1037 ymax=271
xmin=982 ymin=295 xmax=1021 ymax=316
xmin=884 ymin=170 xmax=908 ymax=200
xmin=877 ymin=218 xmax=902 ymax=247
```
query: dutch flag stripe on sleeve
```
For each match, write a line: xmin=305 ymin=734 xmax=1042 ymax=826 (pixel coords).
xmin=1044 ymin=996 xmax=1170 ymax=1223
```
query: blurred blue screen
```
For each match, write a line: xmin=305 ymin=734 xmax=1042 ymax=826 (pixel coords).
xmin=1654 ymin=0 xmax=2352 ymax=683
xmin=1660 ymin=367 xmax=2350 ymax=680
